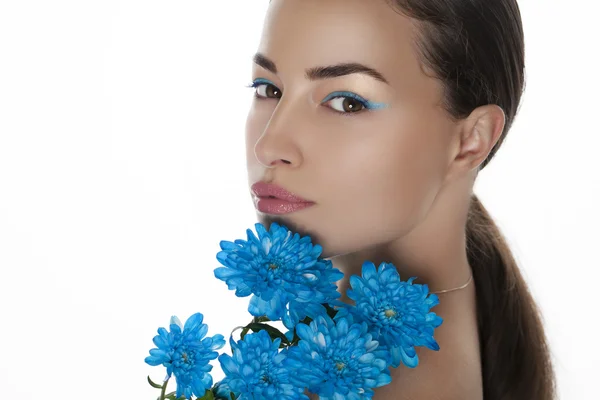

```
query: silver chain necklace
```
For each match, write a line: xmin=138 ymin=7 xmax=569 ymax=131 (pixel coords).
xmin=430 ymin=272 xmax=473 ymax=294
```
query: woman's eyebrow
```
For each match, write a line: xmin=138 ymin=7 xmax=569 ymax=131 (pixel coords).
xmin=252 ymin=52 xmax=390 ymax=86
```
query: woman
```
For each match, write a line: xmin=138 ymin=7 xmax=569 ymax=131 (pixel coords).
xmin=246 ymin=0 xmax=556 ymax=399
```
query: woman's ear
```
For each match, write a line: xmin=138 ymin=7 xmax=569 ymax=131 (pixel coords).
xmin=445 ymin=104 xmax=506 ymax=181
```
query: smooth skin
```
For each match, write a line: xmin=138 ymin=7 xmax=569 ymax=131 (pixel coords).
xmin=246 ymin=0 xmax=505 ymax=398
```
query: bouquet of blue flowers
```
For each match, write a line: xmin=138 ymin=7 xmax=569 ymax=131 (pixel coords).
xmin=145 ymin=222 xmax=443 ymax=400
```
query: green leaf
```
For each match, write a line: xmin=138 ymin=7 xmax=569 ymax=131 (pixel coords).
xmin=241 ymin=316 xmax=269 ymax=340
xmin=246 ymin=322 xmax=291 ymax=346
xmin=240 ymin=324 xmax=251 ymax=340
xmin=147 ymin=375 xmax=164 ymax=389
xmin=163 ymin=390 xmax=186 ymax=400
xmin=199 ymin=389 xmax=215 ymax=400
xmin=230 ymin=392 xmax=237 ymax=400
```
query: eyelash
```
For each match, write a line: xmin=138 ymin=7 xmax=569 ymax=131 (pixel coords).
xmin=245 ymin=79 xmax=382 ymax=117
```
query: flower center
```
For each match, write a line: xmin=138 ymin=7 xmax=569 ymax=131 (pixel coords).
xmin=269 ymin=263 xmax=278 ymax=270
xmin=384 ymin=308 xmax=396 ymax=318
xmin=335 ymin=361 xmax=346 ymax=371
xmin=172 ymin=345 xmax=196 ymax=373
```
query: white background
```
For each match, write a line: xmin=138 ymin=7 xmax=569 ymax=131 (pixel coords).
xmin=0 ymin=1 xmax=598 ymax=399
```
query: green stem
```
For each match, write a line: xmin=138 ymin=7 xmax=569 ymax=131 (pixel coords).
xmin=160 ymin=377 xmax=170 ymax=400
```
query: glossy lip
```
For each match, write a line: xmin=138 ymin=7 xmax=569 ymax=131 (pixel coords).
xmin=251 ymin=181 xmax=314 ymax=203
xmin=254 ymin=197 xmax=315 ymax=215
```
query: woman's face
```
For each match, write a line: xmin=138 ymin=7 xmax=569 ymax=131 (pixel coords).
xmin=246 ymin=0 xmax=459 ymax=259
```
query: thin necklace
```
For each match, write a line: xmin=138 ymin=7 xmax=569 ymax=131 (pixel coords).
xmin=430 ymin=272 xmax=473 ymax=294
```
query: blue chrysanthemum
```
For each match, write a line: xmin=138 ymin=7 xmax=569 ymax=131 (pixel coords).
xmin=214 ymin=222 xmax=344 ymax=329
xmin=218 ymin=329 xmax=309 ymax=400
xmin=145 ymin=312 xmax=226 ymax=399
xmin=213 ymin=378 xmax=234 ymax=400
xmin=285 ymin=313 xmax=392 ymax=400
xmin=337 ymin=261 xmax=443 ymax=368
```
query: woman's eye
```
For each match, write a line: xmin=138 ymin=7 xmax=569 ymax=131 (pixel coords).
xmin=250 ymin=81 xmax=282 ymax=99
xmin=321 ymin=91 xmax=376 ymax=116
xmin=323 ymin=96 xmax=367 ymax=114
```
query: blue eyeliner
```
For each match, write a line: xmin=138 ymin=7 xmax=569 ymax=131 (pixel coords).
xmin=321 ymin=91 xmax=389 ymax=110
xmin=246 ymin=78 xmax=275 ymax=87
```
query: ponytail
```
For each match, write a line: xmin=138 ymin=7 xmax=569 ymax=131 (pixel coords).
xmin=466 ymin=194 xmax=556 ymax=399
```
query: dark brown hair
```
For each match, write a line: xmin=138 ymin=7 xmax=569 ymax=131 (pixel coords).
xmin=384 ymin=0 xmax=556 ymax=398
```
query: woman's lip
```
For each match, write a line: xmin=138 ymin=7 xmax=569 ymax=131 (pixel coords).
xmin=254 ymin=196 xmax=315 ymax=215
xmin=251 ymin=181 xmax=312 ymax=203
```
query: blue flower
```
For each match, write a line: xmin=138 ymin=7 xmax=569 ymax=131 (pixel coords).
xmin=338 ymin=261 xmax=443 ymax=368
xmin=218 ymin=329 xmax=309 ymax=400
xmin=145 ymin=312 xmax=226 ymax=399
xmin=213 ymin=378 xmax=234 ymax=400
xmin=285 ymin=313 xmax=392 ymax=400
xmin=214 ymin=222 xmax=344 ymax=329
